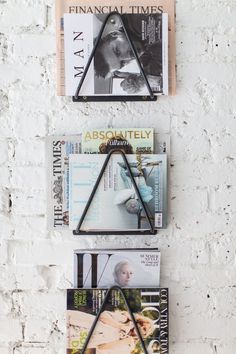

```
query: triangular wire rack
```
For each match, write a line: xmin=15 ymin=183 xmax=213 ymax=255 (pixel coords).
xmin=80 ymin=285 xmax=148 ymax=354
xmin=73 ymin=12 xmax=157 ymax=102
xmin=73 ymin=149 xmax=156 ymax=235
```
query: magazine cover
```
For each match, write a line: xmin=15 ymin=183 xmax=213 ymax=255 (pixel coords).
xmin=46 ymin=135 xmax=82 ymax=229
xmin=73 ymin=249 xmax=161 ymax=288
xmin=55 ymin=0 xmax=176 ymax=96
xmin=69 ymin=153 xmax=167 ymax=231
xmin=67 ymin=288 xmax=168 ymax=354
xmin=82 ymin=128 xmax=154 ymax=154
xmin=64 ymin=13 xmax=168 ymax=96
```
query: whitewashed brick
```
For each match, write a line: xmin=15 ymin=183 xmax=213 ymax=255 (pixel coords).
xmin=11 ymin=191 xmax=45 ymax=215
xmin=1 ymin=4 xmax=45 ymax=31
xmin=14 ymin=140 xmax=45 ymax=166
xmin=0 ymin=318 xmax=22 ymax=341
xmin=12 ymin=34 xmax=55 ymax=59
xmin=12 ymin=291 xmax=66 ymax=319
xmin=0 ymin=139 xmax=8 ymax=165
xmin=171 ymin=342 xmax=215 ymax=354
xmin=7 ymin=239 xmax=79 ymax=266
xmin=12 ymin=215 xmax=47 ymax=240
xmin=0 ymin=63 xmax=43 ymax=88
xmin=0 ymin=240 xmax=8 ymax=265
xmin=11 ymin=167 xmax=45 ymax=190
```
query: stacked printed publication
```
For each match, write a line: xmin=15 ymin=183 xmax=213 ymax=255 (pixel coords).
xmin=46 ymin=128 xmax=169 ymax=353
xmin=56 ymin=0 xmax=176 ymax=96
xmin=46 ymin=128 xmax=168 ymax=232
xmin=68 ymin=249 xmax=168 ymax=354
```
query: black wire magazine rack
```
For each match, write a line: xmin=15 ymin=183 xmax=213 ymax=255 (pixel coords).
xmin=72 ymin=12 xmax=157 ymax=103
xmin=73 ymin=149 xmax=157 ymax=235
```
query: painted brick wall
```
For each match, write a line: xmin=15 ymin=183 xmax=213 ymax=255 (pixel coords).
xmin=0 ymin=0 xmax=235 ymax=353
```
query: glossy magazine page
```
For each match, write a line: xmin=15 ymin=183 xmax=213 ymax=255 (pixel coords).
xmin=82 ymin=128 xmax=154 ymax=154
xmin=73 ymin=249 xmax=161 ymax=288
xmin=63 ymin=13 xmax=168 ymax=96
xmin=69 ymin=153 xmax=167 ymax=231
xmin=67 ymin=288 xmax=168 ymax=354
xmin=55 ymin=0 xmax=176 ymax=95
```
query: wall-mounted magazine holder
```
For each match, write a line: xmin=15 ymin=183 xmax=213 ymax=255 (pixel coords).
xmin=73 ymin=149 xmax=157 ymax=235
xmin=80 ymin=285 xmax=148 ymax=354
xmin=73 ymin=12 xmax=157 ymax=103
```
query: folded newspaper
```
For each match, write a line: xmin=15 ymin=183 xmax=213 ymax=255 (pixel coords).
xmin=46 ymin=135 xmax=82 ymax=230
xmin=64 ymin=13 xmax=168 ymax=96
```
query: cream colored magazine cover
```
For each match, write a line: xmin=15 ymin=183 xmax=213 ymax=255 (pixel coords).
xmin=55 ymin=0 xmax=176 ymax=96
xmin=82 ymin=128 xmax=154 ymax=154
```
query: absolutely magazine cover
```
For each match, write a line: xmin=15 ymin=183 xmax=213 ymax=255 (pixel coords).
xmin=73 ymin=249 xmax=161 ymax=288
xmin=64 ymin=13 xmax=168 ymax=96
xmin=67 ymin=287 xmax=168 ymax=354
xmin=82 ymin=128 xmax=154 ymax=154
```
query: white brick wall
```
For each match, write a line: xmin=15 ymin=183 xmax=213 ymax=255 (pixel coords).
xmin=0 ymin=0 xmax=235 ymax=353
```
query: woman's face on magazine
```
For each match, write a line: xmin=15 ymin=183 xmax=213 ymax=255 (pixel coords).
xmin=116 ymin=263 xmax=134 ymax=286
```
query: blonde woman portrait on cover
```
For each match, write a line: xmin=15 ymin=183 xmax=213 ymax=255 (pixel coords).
xmin=113 ymin=261 xmax=134 ymax=287
xmin=67 ymin=309 xmax=156 ymax=354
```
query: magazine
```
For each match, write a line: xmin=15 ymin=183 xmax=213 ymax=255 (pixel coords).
xmin=64 ymin=13 xmax=168 ymax=96
xmin=55 ymin=0 xmax=176 ymax=96
xmin=73 ymin=249 xmax=161 ymax=288
xmin=69 ymin=153 xmax=167 ymax=231
xmin=46 ymin=135 xmax=82 ymax=229
xmin=82 ymin=129 xmax=170 ymax=155
xmin=82 ymin=128 xmax=154 ymax=154
xmin=67 ymin=287 xmax=168 ymax=354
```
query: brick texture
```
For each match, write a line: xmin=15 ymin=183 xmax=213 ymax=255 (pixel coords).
xmin=0 ymin=0 xmax=236 ymax=353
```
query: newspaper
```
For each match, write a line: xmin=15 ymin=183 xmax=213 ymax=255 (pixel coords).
xmin=46 ymin=135 xmax=82 ymax=229
xmin=55 ymin=0 xmax=176 ymax=96
xmin=64 ymin=13 xmax=168 ymax=96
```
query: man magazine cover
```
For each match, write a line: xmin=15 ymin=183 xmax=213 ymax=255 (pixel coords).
xmin=64 ymin=13 xmax=168 ymax=96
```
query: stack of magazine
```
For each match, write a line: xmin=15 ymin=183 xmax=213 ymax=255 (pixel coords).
xmin=67 ymin=249 xmax=168 ymax=354
xmin=46 ymin=128 xmax=168 ymax=232
xmin=46 ymin=128 xmax=169 ymax=353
